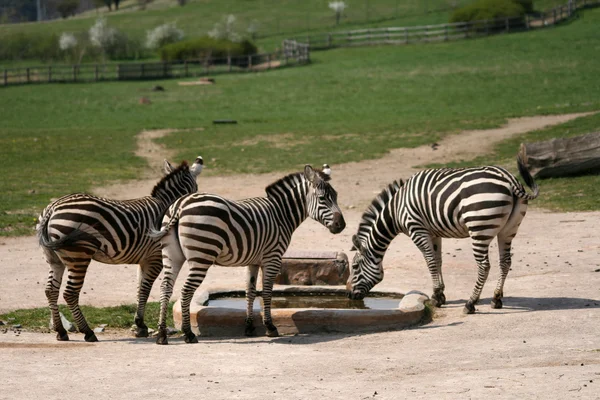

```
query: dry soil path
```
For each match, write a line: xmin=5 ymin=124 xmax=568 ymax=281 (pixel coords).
xmin=0 ymin=112 xmax=598 ymax=400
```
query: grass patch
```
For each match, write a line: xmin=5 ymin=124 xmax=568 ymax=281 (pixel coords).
xmin=425 ymin=112 xmax=600 ymax=211
xmin=1 ymin=9 xmax=599 ymax=236
xmin=0 ymin=302 xmax=175 ymax=332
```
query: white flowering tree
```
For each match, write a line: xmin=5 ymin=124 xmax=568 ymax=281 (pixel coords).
xmin=59 ymin=32 xmax=87 ymax=64
xmin=89 ymin=17 xmax=117 ymax=61
xmin=329 ymin=1 xmax=347 ymax=25
xmin=59 ymin=32 xmax=78 ymax=51
xmin=208 ymin=14 xmax=240 ymax=42
xmin=146 ymin=22 xmax=184 ymax=50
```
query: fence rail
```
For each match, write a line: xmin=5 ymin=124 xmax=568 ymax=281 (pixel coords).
xmin=289 ymin=0 xmax=599 ymax=50
xmin=1 ymin=49 xmax=309 ymax=87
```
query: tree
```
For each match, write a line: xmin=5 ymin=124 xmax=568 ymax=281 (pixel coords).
xmin=56 ymin=0 xmax=78 ymax=18
xmin=329 ymin=1 xmax=347 ymax=25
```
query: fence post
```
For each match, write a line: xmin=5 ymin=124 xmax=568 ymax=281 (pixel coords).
xmin=248 ymin=55 xmax=252 ymax=70
xmin=404 ymin=28 xmax=408 ymax=44
xmin=228 ymin=56 xmax=232 ymax=73
xmin=94 ymin=65 xmax=99 ymax=81
xmin=505 ymin=17 xmax=509 ymax=32
xmin=267 ymin=53 xmax=271 ymax=70
xmin=485 ymin=20 xmax=489 ymax=35
xmin=163 ymin=62 xmax=167 ymax=78
xmin=185 ymin=60 xmax=189 ymax=77
xmin=26 ymin=68 xmax=30 ymax=83
xmin=3 ymin=69 xmax=7 ymax=86
xmin=553 ymin=9 xmax=557 ymax=24
xmin=48 ymin=66 xmax=52 ymax=83
xmin=141 ymin=63 xmax=145 ymax=79
xmin=444 ymin=24 xmax=448 ymax=41
xmin=327 ymin=33 xmax=332 ymax=48
xmin=72 ymin=65 xmax=77 ymax=82
xmin=525 ymin=14 xmax=530 ymax=29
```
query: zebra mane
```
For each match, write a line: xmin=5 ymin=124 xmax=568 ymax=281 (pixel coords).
xmin=265 ymin=168 xmax=330 ymax=197
xmin=151 ymin=161 xmax=190 ymax=197
xmin=357 ymin=180 xmax=404 ymax=238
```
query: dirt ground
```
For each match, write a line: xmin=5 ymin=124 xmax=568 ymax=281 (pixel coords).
xmin=1 ymin=113 xmax=599 ymax=400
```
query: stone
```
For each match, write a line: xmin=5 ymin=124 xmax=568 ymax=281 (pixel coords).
xmin=0 ymin=320 xmax=5 ymax=326
xmin=399 ymin=292 xmax=429 ymax=313
xmin=166 ymin=327 xmax=179 ymax=336
xmin=275 ymin=252 xmax=349 ymax=285
xmin=93 ymin=327 xmax=105 ymax=333
xmin=12 ymin=324 xmax=22 ymax=329
xmin=50 ymin=312 xmax=76 ymax=333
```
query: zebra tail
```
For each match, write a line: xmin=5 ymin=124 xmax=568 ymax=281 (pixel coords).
xmin=148 ymin=208 xmax=180 ymax=240
xmin=515 ymin=155 xmax=540 ymax=200
xmin=38 ymin=223 xmax=103 ymax=252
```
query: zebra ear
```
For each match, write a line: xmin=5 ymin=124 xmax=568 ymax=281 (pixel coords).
xmin=304 ymin=165 xmax=317 ymax=184
xmin=163 ymin=159 xmax=175 ymax=175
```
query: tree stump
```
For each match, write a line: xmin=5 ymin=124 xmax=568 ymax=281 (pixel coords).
xmin=519 ymin=132 xmax=600 ymax=179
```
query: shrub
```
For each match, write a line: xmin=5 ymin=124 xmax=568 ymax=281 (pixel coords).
xmin=57 ymin=0 xmax=79 ymax=18
xmin=146 ymin=22 xmax=184 ymax=50
xmin=450 ymin=0 xmax=527 ymax=24
xmin=159 ymin=36 xmax=257 ymax=62
xmin=0 ymin=32 xmax=61 ymax=61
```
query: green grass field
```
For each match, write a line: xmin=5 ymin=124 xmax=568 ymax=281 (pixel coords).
xmin=0 ymin=8 xmax=599 ymax=236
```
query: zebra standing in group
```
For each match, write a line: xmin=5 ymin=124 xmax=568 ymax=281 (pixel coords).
xmin=347 ymin=156 xmax=539 ymax=314
xmin=151 ymin=164 xmax=346 ymax=345
xmin=37 ymin=157 xmax=204 ymax=342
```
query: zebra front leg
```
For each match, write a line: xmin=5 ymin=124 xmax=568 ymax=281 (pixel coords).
xmin=244 ymin=265 xmax=260 ymax=337
xmin=464 ymin=239 xmax=493 ymax=314
xmin=63 ymin=262 xmax=97 ymax=342
xmin=156 ymin=231 xmax=186 ymax=345
xmin=179 ymin=260 xmax=212 ymax=344
xmin=134 ymin=256 xmax=163 ymax=338
xmin=261 ymin=261 xmax=282 ymax=337
xmin=412 ymin=233 xmax=445 ymax=308
xmin=43 ymin=249 xmax=68 ymax=341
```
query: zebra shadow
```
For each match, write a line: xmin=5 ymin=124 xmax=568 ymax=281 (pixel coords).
xmin=442 ymin=296 xmax=600 ymax=313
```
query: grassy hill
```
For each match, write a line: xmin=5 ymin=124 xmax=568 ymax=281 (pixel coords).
xmin=0 ymin=7 xmax=599 ymax=235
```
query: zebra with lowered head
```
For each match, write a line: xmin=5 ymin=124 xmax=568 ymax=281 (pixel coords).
xmin=37 ymin=157 xmax=203 ymax=342
xmin=347 ymin=156 xmax=539 ymax=314
xmin=151 ymin=164 xmax=346 ymax=344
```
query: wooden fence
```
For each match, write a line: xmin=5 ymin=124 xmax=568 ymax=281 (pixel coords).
xmin=1 ymin=49 xmax=310 ymax=87
xmin=289 ymin=0 xmax=599 ymax=50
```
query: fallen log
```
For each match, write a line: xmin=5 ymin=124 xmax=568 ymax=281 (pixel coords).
xmin=519 ymin=131 xmax=600 ymax=179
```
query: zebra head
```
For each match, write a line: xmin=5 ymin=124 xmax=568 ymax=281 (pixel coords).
xmin=304 ymin=164 xmax=346 ymax=234
xmin=347 ymin=234 xmax=384 ymax=300
xmin=153 ymin=156 xmax=204 ymax=202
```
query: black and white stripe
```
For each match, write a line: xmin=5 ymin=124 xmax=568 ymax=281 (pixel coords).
xmin=152 ymin=165 xmax=346 ymax=344
xmin=348 ymin=156 xmax=539 ymax=314
xmin=37 ymin=157 xmax=203 ymax=342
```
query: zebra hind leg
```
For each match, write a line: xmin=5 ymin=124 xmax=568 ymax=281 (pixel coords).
xmin=43 ymin=249 xmax=69 ymax=341
xmin=464 ymin=238 xmax=493 ymax=315
xmin=134 ymin=256 xmax=163 ymax=338
xmin=244 ymin=265 xmax=260 ymax=337
xmin=261 ymin=261 xmax=282 ymax=337
xmin=62 ymin=261 xmax=97 ymax=342
xmin=179 ymin=260 xmax=213 ymax=344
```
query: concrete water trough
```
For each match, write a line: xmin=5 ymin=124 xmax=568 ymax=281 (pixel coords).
xmin=173 ymin=287 xmax=429 ymax=337
xmin=172 ymin=250 xmax=429 ymax=336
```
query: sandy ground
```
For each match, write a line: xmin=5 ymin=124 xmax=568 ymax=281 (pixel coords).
xmin=1 ymin=112 xmax=599 ymax=400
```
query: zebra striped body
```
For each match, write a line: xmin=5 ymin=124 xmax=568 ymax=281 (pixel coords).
xmin=153 ymin=165 xmax=345 ymax=344
xmin=348 ymin=157 xmax=539 ymax=314
xmin=37 ymin=158 xmax=203 ymax=342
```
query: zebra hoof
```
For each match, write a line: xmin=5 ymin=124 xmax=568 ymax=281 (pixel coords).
xmin=56 ymin=331 xmax=69 ymax=341
xmin=156 ymin=335 xmax=168 ymax=345
xmin=491 ymin=298 xmax=503 ymax=309
xmin=134 ymin=327 xmax=149 ymax=338
xmin=266 ymin=327 xmax=279 ymax=338
xmin=84 ymin=332 xmax=99 ymax=342
xmin=430 ymin=292 xmax=446 ymax=308
xmin=184 ymin=332 xmax=198 ymax=344
xmin=244 ymin=325 xmax=256 ymax=337
xmin=463 ymin=301 xmax=476 ymax=315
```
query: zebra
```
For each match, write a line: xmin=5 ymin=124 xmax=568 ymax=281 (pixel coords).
xmin=347 ymin=156 xmax=539 ymax=314
xmin=36 ymin=157 xmax=204 ymax=342
xmin=151 ymin=164 xmax=346 ymax=344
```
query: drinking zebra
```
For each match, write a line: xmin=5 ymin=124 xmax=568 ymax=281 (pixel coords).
xmin=151 ymin=164 xmax=346 ymax=344
xmin=347 ymin=156 xmax=539 ymax=314
xmin=37 ymin=157 xmax=204 ymax=342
